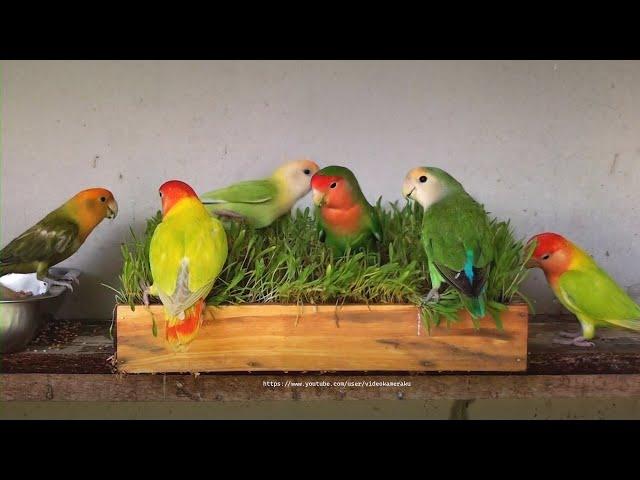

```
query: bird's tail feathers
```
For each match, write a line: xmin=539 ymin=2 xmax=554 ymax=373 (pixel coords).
xmin=165 ymin=298 xmax=206 ymax=352
xmin=607 ymin=317 xmax=640 ymax=332
xmin=463 ymin=293 xmax=486 ymax=319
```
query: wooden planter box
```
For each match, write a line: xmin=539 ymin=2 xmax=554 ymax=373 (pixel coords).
xmin=115 ymin=303 xmax=528 ymax=374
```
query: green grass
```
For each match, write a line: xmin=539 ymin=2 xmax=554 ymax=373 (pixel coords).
xmin=110 ymin=200 xmax=533 ymax=328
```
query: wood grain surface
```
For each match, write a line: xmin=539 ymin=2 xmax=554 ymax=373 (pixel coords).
xmin=116 ymin=304 xmax=528 ymax=373
xmin=3 ymin=373 xmax=639 ymax=402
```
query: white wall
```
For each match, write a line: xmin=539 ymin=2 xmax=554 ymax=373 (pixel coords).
xmin=2 ymin=60 xmax=639 ymax=319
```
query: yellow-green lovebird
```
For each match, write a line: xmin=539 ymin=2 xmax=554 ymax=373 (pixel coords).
xmin=0 ymin=188 xmax=118 ymax=291
xmin=146 ymin=180 xmax=228 ymax=351
xmin=199 ymin=159 xmax=320 ymax=228
xmin=311 ymin=166 xmax=382 ymax=256
xmin=527 ymin=232 xmax=640 ymax=347
xmin=403 ymin=167 xmax=493 ymax=318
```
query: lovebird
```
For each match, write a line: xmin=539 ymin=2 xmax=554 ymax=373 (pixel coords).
xmin=527 ymin=232 xmax=640 ymax=347
xmin=402 ymin=167 xmax=493 ymax=318
xmin=146 ymin=180 xmax=228 ymax=351
xmin=0 ymin=188 xmax=118 ymax=291
xmin=311 ymin=165 xmax=381 ymax=256
xmin=200 ymin=159 xmax=320 ymax=229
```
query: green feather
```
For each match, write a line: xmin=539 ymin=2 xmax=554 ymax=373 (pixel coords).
xmin=0 ymin=207 xmax=81 ymax=278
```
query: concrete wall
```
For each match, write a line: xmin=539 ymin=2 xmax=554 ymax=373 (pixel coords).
xmin=2 ymin=60 xmax=639 ymax=319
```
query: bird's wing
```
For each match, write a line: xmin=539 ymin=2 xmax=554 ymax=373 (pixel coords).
xmin=424 ymin=194 xmax=491 ymax=296
xmin=199 ymin=179 xmax=277 ymax=205
xmin=0 ymin=217 xmax=79 ymax=266
xmin=150 ymin=215 xmax=227 ymax=315
xmin=559 ymin=269 xmax=640 ymax=330
xmin=185 ymin=216 xmax=228 ymax=293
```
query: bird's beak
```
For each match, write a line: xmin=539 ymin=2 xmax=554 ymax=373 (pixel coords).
xmin=312 ymin=189 xmax=325 ymax=207
xmin=107 ymin=199 xmax=119 ymax=219
xmin=525 ymin=258 xmax=537 ymax=269
xmin=402 ymin=180 xmax=415 ymax=200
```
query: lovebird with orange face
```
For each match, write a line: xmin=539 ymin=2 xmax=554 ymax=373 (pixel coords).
xmin=200 ymin=159 xmax=320 ymax=229
xmin=146 ymin=180 xmax=228 ymax=351
xmin=0 ymin=188 xmax=118 ymax=291
xmin=311 ymin=166 xmax=381 ymax=256
xmin=527 ymin=232 xmax=640 ymax=347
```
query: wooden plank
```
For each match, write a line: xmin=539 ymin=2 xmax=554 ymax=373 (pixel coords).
xmin=116 ymin=304 xmax=528 ymax=373
xmin=2 ymin=373 xmax=640 ymax=401
xmin=3 ymin=313 xmax=640 ymax=375
xmin=527 ymin=314 xmax=640 ymax=374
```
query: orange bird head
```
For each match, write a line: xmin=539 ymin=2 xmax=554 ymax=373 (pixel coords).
xmin=311 ymin=170 xmax=356 ymax=209
xmin=67 ymin=188 xmax=118 ymax=239
xmin=159 ymin=180 xmax=198 ymax=216
xmin=525 ymin=232 xmax=574 ymax=277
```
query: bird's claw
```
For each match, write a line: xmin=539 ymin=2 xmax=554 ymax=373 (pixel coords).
xmin=553 ymin=335 xmax=595 ymax=348
xmin=421 ymin=288 xmax=440 ymax=304
xmin=49 ymin=270 xmax=80 ymax=286
xmin=44 ymin=277 xmax=75 ymax=293
xmin=557 ymin=331 xmax=582 ymax=339
xmin=139 ymin=281 xmax=152 ymax=307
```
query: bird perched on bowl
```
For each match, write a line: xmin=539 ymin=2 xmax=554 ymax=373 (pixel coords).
xmin=311 ymin=165 xmax=381 ymax=256
xmin=200 ymin=159 xmax=320 ymax=229
xmin=402 ymin=167 xmax=493 ymax=318
xmin=146 ymin=180 xmax=228 ymax=351
xmin=526 ymin=232 xmax=640 ymax=347
xmin=0 ymin=188 xmax=118 ymax=292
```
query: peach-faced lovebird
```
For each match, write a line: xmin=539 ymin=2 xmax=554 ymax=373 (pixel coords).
xmin=527 ymin=232 xmax=640 ymax=347
xmin=146 ymin=180 xmax=228 ymax=351
xmin=311 ymin=166 xmax=381 ymax=256
xmin=200 ymin=159 xmax=320 ymax=229
xmin=403 ymin=167 xmax=493 ymax=318
xmin=0 ymin=188 xmax=118 ymax=291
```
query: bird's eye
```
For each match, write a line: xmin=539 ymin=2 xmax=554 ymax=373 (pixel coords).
xmin=541 ymin=253 xmax=551 ymax=260
xmin=330 ymin=182 xmax=337 ymax=189
xmin=303 ymin=169 xmax=311 ymax=175
xmin=159 ymin=191 xmax=163 ymax=197
xmin=419 ymin=176 xmax=428 ymax=183
xmin=100 ymin=196 xmax=106 ymax=202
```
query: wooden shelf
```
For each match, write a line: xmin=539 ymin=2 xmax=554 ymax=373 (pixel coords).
xmin=2 ymin=314 xmax=640 ymax=401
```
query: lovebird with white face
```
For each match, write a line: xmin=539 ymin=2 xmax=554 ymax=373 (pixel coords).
xmin=402 ymin=167 xmax=493 ymax=318
xmin=200 ymin=159 xmax=320 ymax=229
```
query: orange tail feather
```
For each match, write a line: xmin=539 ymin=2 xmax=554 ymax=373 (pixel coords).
xmin=165 ymin=298 xmax=206 ymax=352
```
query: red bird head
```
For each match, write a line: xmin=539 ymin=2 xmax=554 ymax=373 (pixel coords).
xmin=311 ymin=168 xmax=356 ymax=209
xmin=159 ymin=180 xmax=198 ymax=216
xmin=525 ymin=232 xmax=573 ymax=275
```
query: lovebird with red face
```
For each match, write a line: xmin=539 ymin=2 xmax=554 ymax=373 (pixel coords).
xmin=146 ymin=180 xmax=228 ymax=351
xmin=527 ymin=232 xmax=640 ymax=347
xmin=0 ymin=188 xmax=118 ymax=291
xmin=311 ymin=166 xmax=381 ymax=256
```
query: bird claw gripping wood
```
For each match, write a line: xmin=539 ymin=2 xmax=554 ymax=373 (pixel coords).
xmin=553 ymin=332 xmax=596 ymax=348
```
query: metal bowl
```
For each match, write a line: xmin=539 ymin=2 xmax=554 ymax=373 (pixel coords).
xmin=0 ymin=268 xmax=79 ymax=353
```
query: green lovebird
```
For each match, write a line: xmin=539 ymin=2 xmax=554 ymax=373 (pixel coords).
xmin=199 ymin=159 xmax=320 ymax=229
xmin=402 ymin=167 xmax=493 ymax=318
xmin=311 ymin=166 xmax=382 ymax=256
xmin=0 ymin=188 xmax=118 ymax=291
xmin=526 ymin=232 xmax=640 ymax=347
